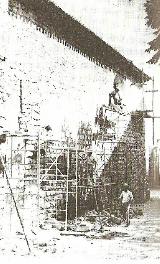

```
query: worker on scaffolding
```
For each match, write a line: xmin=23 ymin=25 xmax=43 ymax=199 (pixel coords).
xmin=109 ymin=81 xmax=123 ymax=110
xmin=119 ymin=183 xmax=133 ymax=226
xmin=80 ymin=151 xmax=96 ymax=188
xmin=81 ymin=150 xmax=97 ymax=211
xmin=95 ymin=106 xmax=113 ymax=132
xmin=86 ymin=151 xmax=97 ymax=185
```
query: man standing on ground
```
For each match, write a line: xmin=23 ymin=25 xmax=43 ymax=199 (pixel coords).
xmin=119 ymin=183 xmax=133 ymax=226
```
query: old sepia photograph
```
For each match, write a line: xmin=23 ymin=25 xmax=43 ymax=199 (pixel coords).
xmin=0 ymin=0 xmax=160 ymax=263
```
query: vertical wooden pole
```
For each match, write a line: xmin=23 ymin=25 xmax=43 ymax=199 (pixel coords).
xmin=55 ymin=149 xmax=58 ymax=220
xmin=10 ymin=135 xmax=13 ymax=178
xmin=65 ymin=147 xmax=69 ymax=231
xmin=37 ymin=133 xmax=41 ymax=250
xmin=20 ymin=80 xmax=23 ymax=114
xmin=152 ymin=77 xmax=155 ymax=145
xmin=18 ymin=80 xmax=23 ymax=131
xmin=75 ymin=144 xmax=78 ymax=227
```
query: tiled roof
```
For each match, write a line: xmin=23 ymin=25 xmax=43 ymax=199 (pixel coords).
xmin=9 ymin=0 xmax=150 ymax=84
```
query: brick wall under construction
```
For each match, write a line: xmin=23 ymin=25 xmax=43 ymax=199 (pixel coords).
xmin=101 ymin=111 xmax=149 ymax=210
xmin=39 ymin=111 xmax=149 ymax=222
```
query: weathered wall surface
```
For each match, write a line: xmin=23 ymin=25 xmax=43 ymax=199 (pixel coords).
xmin=0 ymin=1 xmax=145 ymax=138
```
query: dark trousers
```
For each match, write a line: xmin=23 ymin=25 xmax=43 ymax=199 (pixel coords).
xmin=121 ymin=202 xmax=129 ymax=221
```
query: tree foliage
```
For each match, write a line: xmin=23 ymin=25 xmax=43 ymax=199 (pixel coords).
xmin=145 ymin=0 xmax=160 ymax=63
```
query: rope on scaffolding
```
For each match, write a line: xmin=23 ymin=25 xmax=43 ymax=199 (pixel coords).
xmin=0 ymin=155 xmax=31 ymax=253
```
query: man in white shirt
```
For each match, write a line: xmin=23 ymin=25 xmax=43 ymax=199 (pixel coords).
xmin=119 ymin=183 xmax=133 ymax=226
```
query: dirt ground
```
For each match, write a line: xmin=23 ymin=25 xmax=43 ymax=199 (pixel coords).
xmin=0 ymin=189 xmax=160 ymax=263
